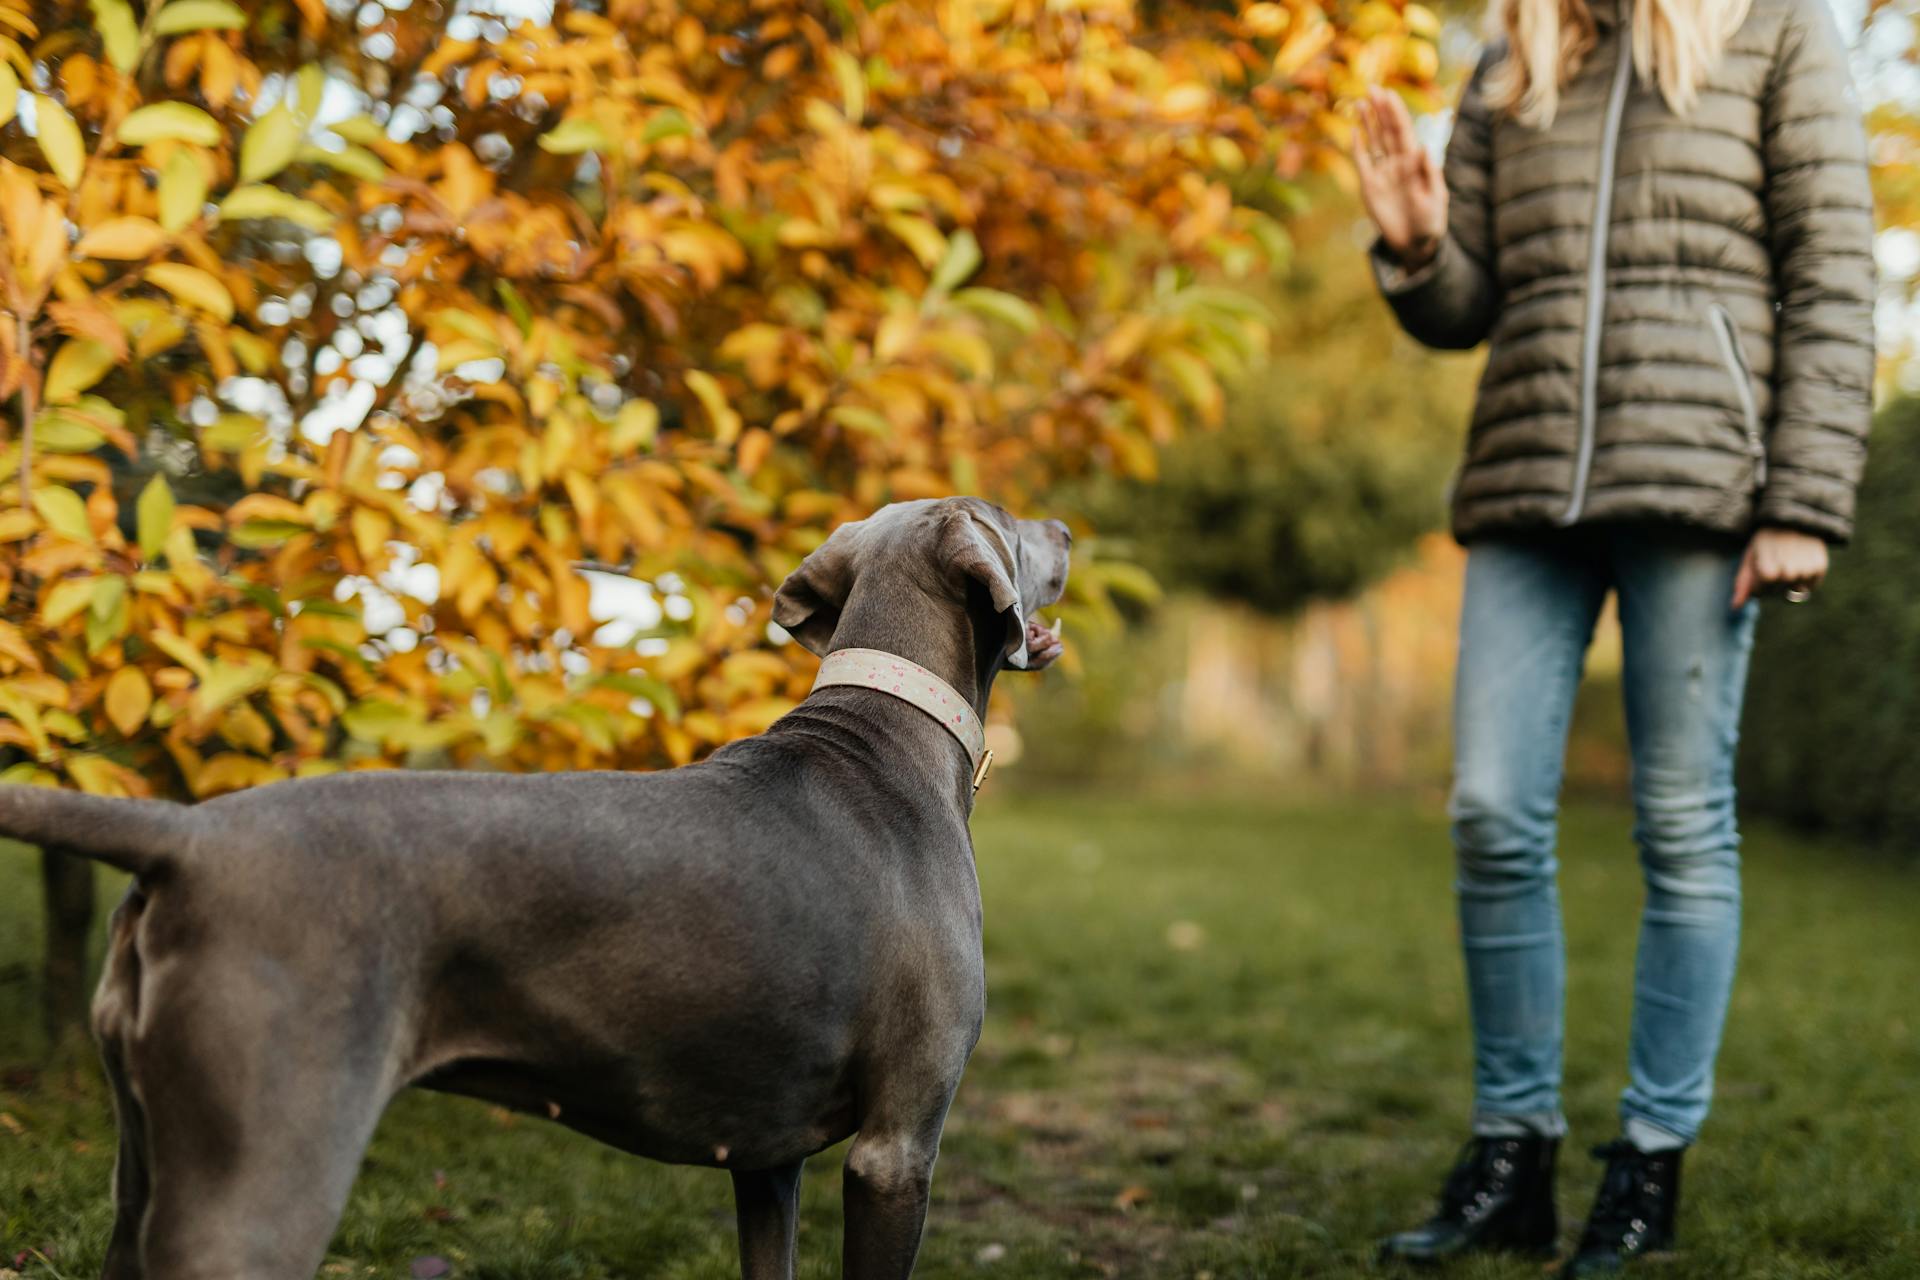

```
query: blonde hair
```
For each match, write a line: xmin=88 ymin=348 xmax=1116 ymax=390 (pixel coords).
xmin=1485 ymin=0 xmax=1754 ymax=129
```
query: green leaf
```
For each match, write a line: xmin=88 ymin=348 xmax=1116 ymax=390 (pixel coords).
xmin=220 ymin=184 xmax=333 ymax=231
xmin=30 ymin=486 xmax=94 ymax=544
xmin=43 ymin=339 xmax=116 ymax=404
xmin=340 ymin=698 xmax=414 ymax=742
xmin=157 ymin=148 xmax=208 ymax=232
xmin=152 ymin=0 xmax=247 ymax=35
xmin=137 ymin=474 xmax=175 ymax=561
xmin=33 ymin=411 xmax=106 ymax=453
xmin=538 ymin=116 xmax=610 ymax=155
xmin=34 ymin=96 xmax=85 ymax=188
xmin=590 ymin=672 xmax=681 ymax=720
xmin=42 ymin=577 xmax=98 ymax=627
xmin=90 ymin=0 xmax=142 ymax=71
xmin=952 ymin=288 xmax=1040 ymax=334
xmin=298 ymin=142 xmax=385 ymax=182
xmin=89 ymin=573 xmax=127 ymax=622
xmin=228 ymin=519 xmax=308 ymax=548
xmin=118 ymin=102 xmax=223 ymax=147
xmin=929 ymin=228 xmax=982 ymax=295
xmin=828 ymin=404 xmax=892 ymax=437
xmin=495 ymin=280 xmax=532 ymax=336
xmin=1094 ymin=560 xmax=1163 ymax=606
xmin=641 ymin=109 xmax=693 ymax=144
xmin=238 ymin=103 xmax=302 ymax=183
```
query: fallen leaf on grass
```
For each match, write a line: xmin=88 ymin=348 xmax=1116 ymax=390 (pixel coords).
xmin=1113 ymin=1184 xmax=1150 ymax=1210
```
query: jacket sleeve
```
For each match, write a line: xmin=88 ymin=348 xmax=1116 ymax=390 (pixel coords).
xmin=1370 ymin=49 xmax=1500 ymax=351
xmin=1754 ymin=0 xmax=1876 ymax=543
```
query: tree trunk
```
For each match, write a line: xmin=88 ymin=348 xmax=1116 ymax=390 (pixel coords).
xmin=40 ymin=848 xmax=95 ymax=1051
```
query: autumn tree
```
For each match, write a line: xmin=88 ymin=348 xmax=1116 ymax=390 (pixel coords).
xmin=0 ymin=0 xmax=1441 ymax=1041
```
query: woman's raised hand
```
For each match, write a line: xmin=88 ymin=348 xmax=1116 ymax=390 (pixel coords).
xmin=1353 ymin=87 xmax=1449 ymax=271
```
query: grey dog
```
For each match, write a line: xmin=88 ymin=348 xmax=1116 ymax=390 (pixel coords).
xmin=0 ymin=496 xmax=1071 ymax=1280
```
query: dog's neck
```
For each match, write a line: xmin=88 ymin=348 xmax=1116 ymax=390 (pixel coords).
xmin=819 ymin=584 xmax=996 ymax=716
xmin=786 ymin=584 xmax=1001 ymax=811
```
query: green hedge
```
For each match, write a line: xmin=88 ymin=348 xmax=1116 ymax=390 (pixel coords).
xmin=1739 ymin=396 xmax=1920 ymax=848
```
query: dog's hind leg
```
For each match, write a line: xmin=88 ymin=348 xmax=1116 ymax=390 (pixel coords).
xmin=731 ymin=1160 xmax=805 ymax=1280
xmin=127 ymin=968 xmax=396 ymax=1279
xmin=95 ymin=892 xmax=152 ymax=1280
xmin=98 ymin=1035 xmax=151 ymax=1280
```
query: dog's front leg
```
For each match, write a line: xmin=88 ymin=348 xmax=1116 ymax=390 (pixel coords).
xmin=731 ymin=1161 xmax=805 ymax=1280
xmin=841 ymin=1129 xmax=944 ymax=1280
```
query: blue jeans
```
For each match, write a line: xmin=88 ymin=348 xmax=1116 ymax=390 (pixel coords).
xmin=1453 ymin=525 xmax=1757 ymax=1147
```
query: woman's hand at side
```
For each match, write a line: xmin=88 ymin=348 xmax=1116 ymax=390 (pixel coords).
xmin=1731 ymin=528 xmax=1829 ymax=609
xmin=1353 ymin=87 xmax=1449 ymax=272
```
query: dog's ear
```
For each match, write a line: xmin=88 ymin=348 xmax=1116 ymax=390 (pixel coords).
xmin=772 ymin=523 xmax=861 ymax=657
xmin=941 ymin=504 xmax=1029 ymax=670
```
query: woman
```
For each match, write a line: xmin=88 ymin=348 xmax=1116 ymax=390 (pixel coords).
xmin=1352 ymin=0 xmax=1873 ymax=1271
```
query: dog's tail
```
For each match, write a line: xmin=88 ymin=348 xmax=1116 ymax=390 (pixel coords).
xmin=0 ymin=786 xmax=197 ymax=876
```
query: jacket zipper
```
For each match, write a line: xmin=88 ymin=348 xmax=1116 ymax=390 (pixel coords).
xmin=1707 ymin=302 xmax=1767 ymax=489
xmin=1559 ymin=2 xmax=1636 ymax=526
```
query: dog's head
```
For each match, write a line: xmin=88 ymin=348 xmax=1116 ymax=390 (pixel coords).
xmin=772 ymin=497 xmax=1072 ymax=673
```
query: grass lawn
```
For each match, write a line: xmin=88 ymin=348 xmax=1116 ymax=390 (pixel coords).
xmin=2 ymin=791 xmax=1915 ymax=1278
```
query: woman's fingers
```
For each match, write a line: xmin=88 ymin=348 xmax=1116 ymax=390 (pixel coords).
xmin=1376 ymin=87 xmax=1418 ymax=157
xmin=1730 ymin=544 xmax=1758 ymax=610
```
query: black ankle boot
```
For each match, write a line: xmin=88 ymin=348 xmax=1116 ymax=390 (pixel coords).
xmin=1377 ymin=1134 xmax=1560 ymax=1265
xmin=1558 ymin=1140 xmax=1682 ymax=1276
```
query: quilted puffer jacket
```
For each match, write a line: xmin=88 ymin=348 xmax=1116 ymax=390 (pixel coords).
xmin=1375 ymin=0 xmax=1875 ymax=543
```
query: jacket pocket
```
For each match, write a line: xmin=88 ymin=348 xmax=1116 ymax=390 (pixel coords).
xmin=1706 ymin=302 xmax=1767 ymax=490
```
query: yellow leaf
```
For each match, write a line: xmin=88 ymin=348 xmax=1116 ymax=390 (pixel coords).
xmin=684 ymin=370 xmax=742 ymax=445
xmin=42 ymin=577 xmax=97 ymax=627
xmin=190 ymin=655 xmax=275 ymax=719
xmin=116 ymin=101 xmax=223 ymax=146
xmin=157 ymin=149 xmax=208 ymax=232
xmin=104 ymin=666 xmax=152 ymax=735
xmin=137 ymin=473 xmax=174 ymax=560
xmin=538 ymin=117 xmax=610 ymax=155
xmin=75 ymin=215 xmax=166 ymax=260
xmin=90 ymin=0 xmax=142 ymax=71
xmin=33 ymin=96 xmax=85 ymax=188
xmin=220 ymin=184 xmax=333 ymax=231
xmin=238 ymin=103 xmax=302 ymax=183
xmin=0 ymin=510 xmax=36 ymax=543
xmin=149 ymin=629 xmax=209 ymax=678
xmin=884 ymin=215 xmax=947 ymax=270
xmin=42 ymin=339 xmax=115 ymax=404
xmin=0 ymin=64 xmax=17 ymax=129
xmin=827 ymin=46 xmax=866 ymax=121
xmin=145 ymin=262 xmax=233 ymax=321
xmin=67 ymin=754 xmax=135 ymax=797
xmin=190 ymin=753 xmax=285 ymax=798
xmin=30 ymin=486 xmax=94 ymax=544
xmin=152 ymin=0 xmax=247 ymax=35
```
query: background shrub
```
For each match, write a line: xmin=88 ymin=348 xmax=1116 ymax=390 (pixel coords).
xmin=1739 ymin=396 xmax=1920 ymax=852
